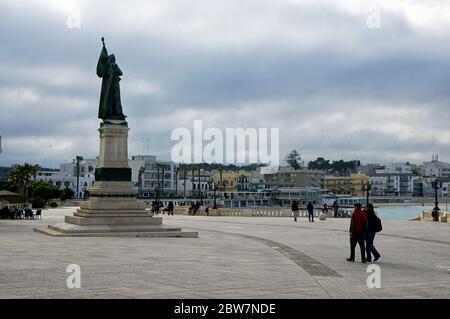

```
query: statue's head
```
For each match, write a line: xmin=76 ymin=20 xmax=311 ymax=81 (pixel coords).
xmin=107 ymin=54 xmax=116 ymax=63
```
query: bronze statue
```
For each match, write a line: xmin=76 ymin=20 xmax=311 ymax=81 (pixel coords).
xmin=96 ymin=37 xmax=126 ymax=121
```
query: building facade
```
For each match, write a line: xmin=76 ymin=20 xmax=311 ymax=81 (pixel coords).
xmin=262 ymin=167 xmax=324 ymax=190
xmin=177 ymin=169 xmax=214 ymax=197
xmin=128 ymin=155 xmax=177 ymax=198
xmin=369 ymin=163 xmax=415 ymax=197
xmin=324 ymin=173 xmax=369 ymax=197
xmin=422 ymin=155 xmax=450 ymax=178
xmin=35 ymin=158 xmax=97 ymax=199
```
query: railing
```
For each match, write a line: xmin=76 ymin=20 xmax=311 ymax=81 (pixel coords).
xmin=172 ymin=207 xmax=350 ymax=218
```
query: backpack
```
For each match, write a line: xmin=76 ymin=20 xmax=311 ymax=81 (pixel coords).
xmin=374 ymin=215 xmax=382 ymax=233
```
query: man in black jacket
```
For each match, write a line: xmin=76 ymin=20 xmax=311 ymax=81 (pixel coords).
xmin=307 ymin=201 xmax=314 ymax=222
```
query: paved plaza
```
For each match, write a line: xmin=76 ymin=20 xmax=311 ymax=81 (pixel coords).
xmin=0 ymin=207 xmax=449 ymax=299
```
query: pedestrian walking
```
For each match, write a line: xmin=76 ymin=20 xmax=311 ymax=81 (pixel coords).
xmin=307 ymin=201 xmax=314 ymax=222
xmin=365 ymin=204 xmax=382 ymax=262
xmin=292 ymin=200 xmax=299 ymax=222
xmin=347 ymin=203 xmax=368 ymax=263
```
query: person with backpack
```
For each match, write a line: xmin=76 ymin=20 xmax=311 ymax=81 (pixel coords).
xmin=292 ymin=200 xmax=299 ymax=222
xmin=347 ymin=203 xmax=368 ymax=263
xmin=365 ymin=203 xmax=382 ymax=262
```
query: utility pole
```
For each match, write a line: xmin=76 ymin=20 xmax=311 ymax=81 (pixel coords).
xmin=198 ymin=165 xmax=202 ymax=204
xmin=191 ymin=165 xmax=195 ymax=198
xmin=175 ymin=166 xmax=179 ymax=198
xmin=157 ymin=164 xmax=160 ymax=197
xmin=183 ymin=168 xmax=187 ymax=199
xmin=161 ymin=163 xmax=165 ymax=198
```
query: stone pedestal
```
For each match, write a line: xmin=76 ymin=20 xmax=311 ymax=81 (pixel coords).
xmin=35 ymin=121 xmax=197 ymax=238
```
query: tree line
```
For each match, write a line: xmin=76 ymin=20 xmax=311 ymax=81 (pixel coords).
xmin=285 ymin=150 xmax=360 ymax=175
xmin=0 ymin=163 xmax=74 ymax=208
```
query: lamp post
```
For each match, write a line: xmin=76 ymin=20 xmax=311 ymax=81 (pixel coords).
xmin=446 ymin=193 xmax=448 ymax=212
xmin=213 ymin=182 xmax=217 ymax=209
xmin=363 ymin=182 xmax=372 ymax=205
xmin=431 ymin=179 xmax=442 ymax=221
xmin=73 ymin=156 xmax=83 ymax=199
xmin=138 ymin=166 xmax=145 ymax=198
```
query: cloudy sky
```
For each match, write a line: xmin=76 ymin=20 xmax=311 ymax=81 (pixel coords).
xmin=1 ymin=0 xmax=450 ymax=168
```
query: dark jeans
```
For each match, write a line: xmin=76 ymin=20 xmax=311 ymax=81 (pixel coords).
xmin=308 ymin=212 xmax=314 ymax=222
xmin=366 ymin=232 xmax=380 ymax=261
xmin=349 ymin=232 xmax=366 ymax=261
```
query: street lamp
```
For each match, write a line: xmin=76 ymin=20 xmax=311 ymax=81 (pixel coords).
xmin=138 ymin=166 xmax=145 ymax=198
xmin=363 ymin=182 xmax=372 ymax=205
xmin=213 ymin=182 xmax=217 ymax=209
xmin=431 ymin=179 xmax=442 ymax=221
xmin=73 ymin=156 xmax=83 ymax=199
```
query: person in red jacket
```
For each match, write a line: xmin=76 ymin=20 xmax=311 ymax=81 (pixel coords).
xmin=347 ymin=203 xmax=368 ymax=263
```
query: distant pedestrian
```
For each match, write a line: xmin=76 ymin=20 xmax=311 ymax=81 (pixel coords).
xmin=188 ymin=202 xmax=195 ymax=215
xmin=322 ymin=203 xmax=328 ymax=215
xmin=193 ymin=201 xmax=200 ymax=215
xmin=332 ymin=200 xmax=339 ymax=217
xmin=292 ymin=200 xmax=299 ymax=222
xmin=347 ymin=203 xmax=368 ymax=263
xmin=307 ymin=201 xmax=314 ymax=222
xmin=168 ymin=201 xmax=174 ymax=215
xmin=365 ymin=204 xmax=382 ymax=262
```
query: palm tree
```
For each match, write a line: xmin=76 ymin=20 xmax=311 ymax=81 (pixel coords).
xmin=218 ymin=164 xmax=224 ymax=191
xmin=8 ymin=163 xmax=39 ymax=201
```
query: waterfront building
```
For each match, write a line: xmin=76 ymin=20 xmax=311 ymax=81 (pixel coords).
xmin=422 ymin=155 xmax=450 ymax=178
xmin=324 ymin=173 xmax=369 ymax=197
xmin=262 ymin=167 xmax=324 ymax=190
xmin=369 ymin=163 xmax=415 ymax=197
xmin=357 ymin=163 xmax=382 ymax=177
xmin=212 ymin=170 xmax=252 ymax=192
xmin=177 ymin=169 xmax=214 ymax=197
xmin=128 ymin=155 xmax=177 ymax=198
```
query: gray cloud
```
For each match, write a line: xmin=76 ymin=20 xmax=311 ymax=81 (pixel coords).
xmin=1 ymin=0 xmax=450 ymax=167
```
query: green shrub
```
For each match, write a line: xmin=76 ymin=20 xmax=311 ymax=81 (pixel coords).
xmin=31 ymin=197 xmax=46 ymax=209
xmin=48 ymin=201 xmax=58 ymax=208
xmin=60 ymin=188 xmax=74 ymax=201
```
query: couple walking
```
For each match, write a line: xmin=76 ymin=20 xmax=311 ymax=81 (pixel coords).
xmin=347 ymin=203 xmax=382 ymax=263
xmin=291 ymin=200 xmax=315 ymax=222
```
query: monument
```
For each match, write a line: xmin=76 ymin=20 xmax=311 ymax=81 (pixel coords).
xmin=35 ymin=38 xmax=197 ymax=237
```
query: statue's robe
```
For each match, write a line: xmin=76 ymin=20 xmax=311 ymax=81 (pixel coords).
xmin=96 ymin=45 xmax=125 ymax=120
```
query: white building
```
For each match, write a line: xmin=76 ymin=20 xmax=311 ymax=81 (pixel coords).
xmin=177 ymin=170 xmax=214 ymax=197
xmin=369 ymin=163 xmax=415 ymax=197
xmin=422 ymin=155 xmax=450 ymax=178
xmin=128 ymin=155 xmax=177 ymax=198
xmin=36 ymin=158 xmax=97 ymax=199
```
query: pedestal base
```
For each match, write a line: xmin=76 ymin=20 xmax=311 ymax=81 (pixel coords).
xmin=34 ymin=197 xmax=198 ymax=238
xmin=34 ymin=122 xmax=197 ymax=237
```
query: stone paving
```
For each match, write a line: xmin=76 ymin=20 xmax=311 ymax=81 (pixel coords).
xmin=0 ymin=207 xmax=449 ymax=299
